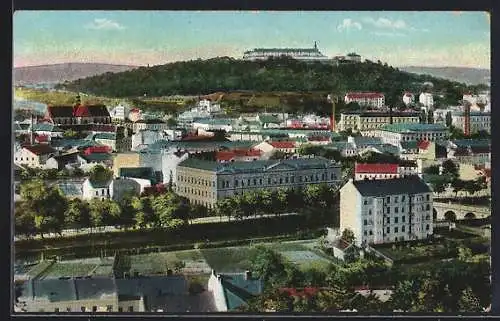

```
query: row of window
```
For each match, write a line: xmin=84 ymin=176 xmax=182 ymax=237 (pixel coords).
xmin=179 ymin=187 xmax=215 ymax=198
xmin=15 ymin=157 xmax=36 ymax=161
xmin=220 ymin=173 xmax=337 ymax=189
xmin=178 ymin=175 xmax=216 ymax=187
xmin=51 ymin=305 xmax=130 ymax=312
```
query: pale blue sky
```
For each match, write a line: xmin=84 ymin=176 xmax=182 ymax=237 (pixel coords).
xmin=13 ymin=11 xmax=490 ymax=68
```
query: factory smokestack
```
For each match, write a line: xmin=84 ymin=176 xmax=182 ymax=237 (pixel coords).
xmin=464 ymin=102 xmax=471 ymax=136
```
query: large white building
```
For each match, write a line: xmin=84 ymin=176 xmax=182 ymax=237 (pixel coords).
xmin=369 ymin=124 xmax=449 ymax=146
xmin=419 ymin=93 xmax=434 ymax=108
xmin=242 ymin=42 xmax=331 ymax=62
xmin=340 ymin=177 xmax=433 ymax=246
xmin=451 ymin=111 xmax=490 ymax=134
xmin=344 ymin=92 xmax=385 ymax=108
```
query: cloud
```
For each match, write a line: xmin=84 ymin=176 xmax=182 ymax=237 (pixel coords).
xmin=363 ymin=17 xmax=407 ymax=30
xmin=371 ymin=31 xmax=406 ymax=37
xmin=337 ymin=19 xmax=362 ymax=32
xmin=85 ymin=18 xmax=125 ymax=30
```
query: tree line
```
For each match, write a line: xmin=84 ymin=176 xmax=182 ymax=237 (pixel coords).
xmin=58 ymin=57 xmax=484 ymax=109
xmin=240 ymin=245 xmax=490 ymax=312
xmin=14 ymin=177 xmax=340 ymax=238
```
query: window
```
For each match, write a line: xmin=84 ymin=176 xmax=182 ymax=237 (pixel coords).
xmin=280 ymin=178 xmax=283 ymax=184
xmin=395 ymin=207 xmax=399 ymax=214
xmin=386 ymin=197 xmax=390 ymax=203
xmin=394 ymin=227 xmax=399 ymax=233
xmin=395 ymin=196 xmax=398 ymax=203
xmin=401 ymin=207 xmax=405 ymax=213
xmin=386 ymin=227 xmax=390 ymax=234
xmin=92 ymin=306 xmax=98 ymax=312
xmin=364 ymin=219 xmax=368 ymax=226
xmin=235 ymin=180 xmax=239 ymax=187
xmin=118 ymin=307 xmax=123 ymax=312
xmin=299 ymin=176 xmax=303 ymax=182
xmin=54 ymin=308 xmax=60 ymax=313
xmin=364 ymin=230 xmax=368 ymax=236
xmin=95 ymin=191 xmax=99 ymax=196
xmin=369 ymin=209 xmax=372 ymax=215
xmin=268 ymin=178 xmax=271 ymax=184
xmin=426 ymin=204 xmax=430 ymax=211
xmin=107 ymin=305 xmax=113 ymax=312
xmin=386 ymin=217 xmax=390 ymax=224
xmin=402 ymin=225 xmax=406 ymax=232
xmin=364 ymin=200 xmax=368 ymax=205
xmin=402 ymin=196 xmax=406 ymax=202
xmin=128 ymin=306 xmax=134 ymax=312
xmin=260 ymin=178 xmax=263 ymax=185
xmin=81 ymin=307 xmax=86 ymax=312
xmin=426 ymin=224 xmax=430 ymax=231
xmin=253 ymin=178 xmax=257 ymax=185
xmin=66 ymin=307 xmax=71 ymax=312
xmin=386 ymin=207 xmax=390 ymax=214
xmin=395 ymin=217 xmax=398 ymax=223
xmin=369 ymin=230 xmax=373 ymax=235
xmin=402 ymin=216 xmax=405 ymax=223
xmin=285 ymin=177 xmax=289 ymax=183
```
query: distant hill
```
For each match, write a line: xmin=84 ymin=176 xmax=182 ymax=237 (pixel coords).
xmin=400 ymin=66 xmax=490 ymax=86
xmin=13 ymin=63 xmax=138 ymax=85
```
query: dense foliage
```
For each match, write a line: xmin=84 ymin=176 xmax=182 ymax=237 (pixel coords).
xmin=59 ymin=57 xmax=483 ymax=108
xmin=241 ymin=246 xmax=490 ymax=313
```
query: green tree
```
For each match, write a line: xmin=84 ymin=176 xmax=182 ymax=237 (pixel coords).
xmin=341 ymin=229 xmax=356 ymax=244
xmin=390 ymin=280 xmax=417 ymax=312
xmin=441 ymin=160 xmax=459 ymax=178
xmin=458 ymin=287 xmax=483 ymax=312
xmin=88 ymin=165 xmax=113 ymax=185
xmin=166 ymin=117 xmax=178 ymax=128
xmin=64 ymin=198 xmax=91 ymax=230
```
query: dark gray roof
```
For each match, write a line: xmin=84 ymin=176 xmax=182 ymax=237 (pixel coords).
xmin=352 ymin=177 xmax=431 ymax=197
xmin=74 ymin=278 xmax=116 ymax=300
xmin=116 ymin=276 xmax=187 ymax=298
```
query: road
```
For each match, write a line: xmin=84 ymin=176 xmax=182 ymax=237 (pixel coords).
xmin=14 ymin=212 xmax=300 ymax=241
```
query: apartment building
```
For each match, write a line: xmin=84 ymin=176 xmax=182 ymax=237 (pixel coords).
xmin=340 ymin=177 xmax=433 ymax=246
xmin=339 ymin=111 xmax=420 ymax=132
xmin=451 ymin=111 xmax=490 ymax=134
xmin=176 ymin=157 xmax=341 ymax=208
xmin=371 ymin=124 xmax=449 ymax=146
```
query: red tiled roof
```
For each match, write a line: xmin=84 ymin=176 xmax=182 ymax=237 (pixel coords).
xmin=74 ymin=105 xmax=91 ymax=117
xmin=346 ymin=92 xmax=384 ymax=99
xmin=270 ymin=141 xmax=296 ymax=149
xmin=355 ymin=163 xmax=398 ymax=174
xmin=84 ymin=146 xmax=111 ymax=155
xmin=216 ymin=149 xmax=262 ymax=161
xmin=418 ymin=140 xmax=431 ymax=150
xmin=35 ymin=135 xmax=49 ymax=143
xmin=232 ymin=149 xmax=262 ymax=157
xmin=24 ymin=144 xmax=56 ymax=156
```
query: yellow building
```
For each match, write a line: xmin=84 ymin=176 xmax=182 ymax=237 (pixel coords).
xmin=113 ymin=152 xmax=141 ymax=177
xmin=340 ymin=111 xmax=420 ymax=132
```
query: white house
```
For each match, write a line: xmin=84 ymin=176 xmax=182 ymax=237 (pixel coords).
xmin=82 ymin=177 xmax=151 ymax=201
xmin=340 ymin=177 xmax=433 ymax=246
xmin=82 ymin=178 xmax=112 ymax=200
xmin=402 ymin=92 xmax=415 ymax=105
xmin=419 ymin=92 xmax=434 ymax=108
xmin=109 ymin=103 xmax=130 ymax=122
xmin=14 ymin=145 xmax=57 ymax=168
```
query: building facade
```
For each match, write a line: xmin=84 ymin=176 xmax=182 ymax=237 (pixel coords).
xmin=340 ymin=177 xmax=433 ymax=246
xmin=344 ymin=93 xmax=385 ymax=108
xmin=419 ymin=93 xmax=434 ymax=108
xmin=402 ymin=92 xmax=415 ymax=105
xmin=14 ymin=145 xmax=57 ymax=168
xmin=176 ymin=157 xmax=342 ymax=208
xmin=242 ymin=42 xmax=331 ymax=62
xmin=451 ymin=111 xmax=490 ymax=134
xmin=339 ymin=111 xmax=420 ymax=132
xmin=371 ymin=124 xmax=449 ymax=146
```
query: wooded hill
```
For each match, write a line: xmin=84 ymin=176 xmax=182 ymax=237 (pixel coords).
xmin=57 ymin=56 xmax=486 ymax=108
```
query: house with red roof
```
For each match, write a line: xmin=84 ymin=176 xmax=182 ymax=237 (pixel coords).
xmin=344 ymin=92 xmax=385 ymax=108
xmin=268 ymin=141 xmax=297 ymax=153
xmin=354 ymin=162 xmax=419 ymax=181
xmin=14 ymin=144 xmax=57 ymax=168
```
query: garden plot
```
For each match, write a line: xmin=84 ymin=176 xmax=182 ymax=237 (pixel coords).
xmin=280 ymin=250 xmax=331 ymax=266
xmin=200 ymin=246 xmax=258 ymax=273
xmin=129 ymin=250 xmax=210 ymax=276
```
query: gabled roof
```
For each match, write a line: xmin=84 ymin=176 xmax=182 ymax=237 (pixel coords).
xmin=23 ymin=144 xmax=56 ymax=156
xmin=87 ymin=105 xmax=111 ymax=117
xmin=355 ymin=163 xmax=398 ymax=174
xmin=351 ymin=177 xmax=431 ymax=197
xmin=46 ymin=105 xmax=75 ymax=118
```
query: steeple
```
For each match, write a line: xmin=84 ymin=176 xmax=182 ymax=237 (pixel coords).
xmin=314 ymin=41 xmax=317 ymax=50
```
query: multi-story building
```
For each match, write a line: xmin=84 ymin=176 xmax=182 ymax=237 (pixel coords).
xmin=370 ymin=124 xmax=449 ymax=146
xmin=448 ymin=139 xmax=491 ymax=166
xmin=419 ymin=93 xmax=434 ymax=108
xmin=451 ymin=111 xmax=490 ymax=134
xmin=242 ymin=42 xmax=331 ymax=63
xmin=176 ymin=157 xmax=341 ymax=208
xmin=344 ymin=93 xmax=385 ymax=108
xmin=402 ymin=92 xmax=415 ymax=105
xmin=340 ymin=177 xmax=433 ymax=246
xmin=339 ymin=110 xmax=420 ymax=132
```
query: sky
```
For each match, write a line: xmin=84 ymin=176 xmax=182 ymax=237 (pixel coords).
xmin=13 ymin=11 xmax=490 ymax=69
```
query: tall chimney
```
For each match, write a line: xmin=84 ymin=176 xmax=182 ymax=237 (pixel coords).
xmin=464 ymin=103 xmax=471 ymax=136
